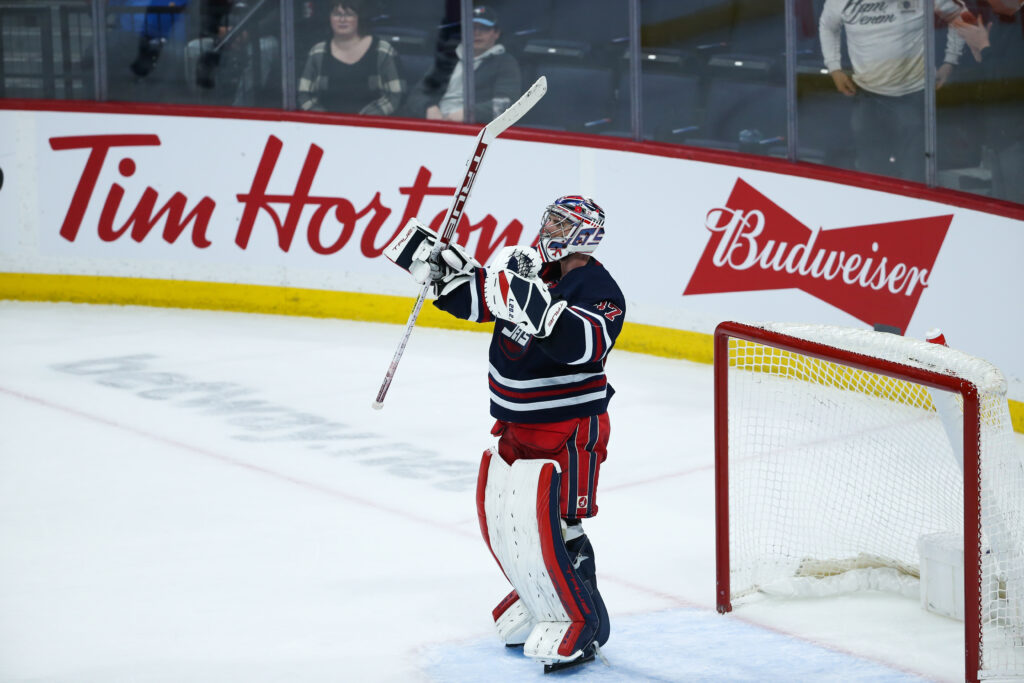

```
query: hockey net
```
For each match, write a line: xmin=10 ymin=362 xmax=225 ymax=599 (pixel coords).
xmin=714 ymin=322 xmax=1024 ymax=681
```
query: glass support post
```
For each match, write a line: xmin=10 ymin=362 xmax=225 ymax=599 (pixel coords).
xmin=628 ymin=0 xmax=642 ymax=141
xmin=784 ymin=0 xmax=798 ymax=162
xmin=280 ymin=0 xmax=296 ymax=110
xmin=461 ymin=0 xmax=475 ymax=123
xmin=90 ymin=0 xmax=107 ymax=101
xmin=924 ymin=0 xmax=938 ymax=186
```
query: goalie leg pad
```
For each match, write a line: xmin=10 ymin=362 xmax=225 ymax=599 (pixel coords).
xmin=478 ymin=449 xmax=539 ymax=645
xmin=481 ymin=455 xmax=601 ymax=663
xmin=492 ymin=590 xmax=533 ymax=646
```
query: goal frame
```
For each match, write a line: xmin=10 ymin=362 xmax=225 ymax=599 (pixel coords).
xmin=713 ymin=320 xmax=983 ymax=682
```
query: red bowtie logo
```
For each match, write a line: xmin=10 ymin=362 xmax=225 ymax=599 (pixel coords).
xmin=684 ymin=179 xmax=952 ymax=332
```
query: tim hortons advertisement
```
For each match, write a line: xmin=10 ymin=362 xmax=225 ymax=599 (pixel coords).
xmin=36 ymin=131 xmax=532 ymax=271
xmin=0 ymin=108 xmax=1021 ymax=395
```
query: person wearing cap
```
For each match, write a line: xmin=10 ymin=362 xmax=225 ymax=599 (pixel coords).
xmin=404 ymin=6 xmax=522 ymax=122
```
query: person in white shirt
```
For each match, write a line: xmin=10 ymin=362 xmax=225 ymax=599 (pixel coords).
xmin=820 ymin=0 xmax=966 ymax=182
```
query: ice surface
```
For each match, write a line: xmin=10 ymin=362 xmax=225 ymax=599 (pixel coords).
xmin=0 ymin=302 xmax=976 ymax=681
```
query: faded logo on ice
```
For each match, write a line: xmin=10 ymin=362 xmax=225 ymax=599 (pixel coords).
xmin=684 ymin=178 xmax=952 ymax=332
xmin=50 ymin=355 xmax=477 ymax=492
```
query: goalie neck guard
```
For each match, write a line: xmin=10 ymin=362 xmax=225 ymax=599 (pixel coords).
xmin=537 ymin=195 xmax=606 ymax=263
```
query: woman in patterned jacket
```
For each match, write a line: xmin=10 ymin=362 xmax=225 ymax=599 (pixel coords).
xmin=297 ymin=0 xmax=404 ymax=115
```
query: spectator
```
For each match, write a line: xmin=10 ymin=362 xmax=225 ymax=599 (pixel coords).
xmin=820 ymin=0 xmax=967 ymax=182
xmin=117 ymin=0 xmax=189 ymax=78
xmin=952 ymin=0 xmax=1024 ymax=204
xmin=404 ymin=6 xmax=521 ymax=123
xmin=297 ymin=0 xmax=404 ymax=115
xmin=185 ymin=1 xmax=280 ymax=107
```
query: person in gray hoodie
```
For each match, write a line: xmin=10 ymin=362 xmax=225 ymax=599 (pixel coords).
xmin=404 ymin=6 xmax=521 ymax=123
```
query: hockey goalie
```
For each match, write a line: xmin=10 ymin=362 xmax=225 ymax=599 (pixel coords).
xmin=385 ymin=195 xmax=626 ymax=672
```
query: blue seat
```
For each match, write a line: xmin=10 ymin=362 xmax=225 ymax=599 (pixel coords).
xmin=691 ymin=79 xmax=787 ymax=155
xmin=489 ymin=0 xmax=552 ymax=42
xmin=520 ymin=0 xmax=628 ymax=64
xmin=519 ymin=64 xmax=615 ymax=132
xmin=547 ymin=0 xmax=629 ymax=45
xmin=396 ymin=51 xmax=436 ymax=90
xmin=614 ymin=71 xmax=702 ymax=142
xmin=374 ymin=25 xmax=432 ymax=54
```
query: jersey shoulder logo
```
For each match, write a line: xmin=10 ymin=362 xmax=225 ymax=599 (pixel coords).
xmin=498 ymin=322 xmax=532 ymax=360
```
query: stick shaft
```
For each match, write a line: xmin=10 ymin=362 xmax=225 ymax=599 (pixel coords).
xmin=373 ymin=281 xmax=430 ymax=407
xmin=372 ymin=77 xmax=548 ymax=409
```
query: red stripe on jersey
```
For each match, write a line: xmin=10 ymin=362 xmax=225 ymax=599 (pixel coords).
xmin=488 ymin=375 xmax=607 ymax=400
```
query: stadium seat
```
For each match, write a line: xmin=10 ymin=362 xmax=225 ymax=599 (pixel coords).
xmin=518 ymin=64 xmax=615 ymax=132
xmin=546 ymin=0 xmax=629 ymax=46
xmin=613 ymin=71 xmax=702 ymax=142
xmin=689 ymin=78 xmax=787 ymax=155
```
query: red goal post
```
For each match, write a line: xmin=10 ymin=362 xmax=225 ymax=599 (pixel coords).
xmin=713 ymin=321 xmax=1023 ymax=682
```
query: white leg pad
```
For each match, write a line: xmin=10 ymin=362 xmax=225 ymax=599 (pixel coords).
xmin=524 ymin=622 xmax=584 ymax=664
xmin=484 ymin=455 xmax=570 ymax=623
xmin=480 ymin=450 xmax=600 ymax=663
xmin=493 ymin=592 xmax=533 ymax=645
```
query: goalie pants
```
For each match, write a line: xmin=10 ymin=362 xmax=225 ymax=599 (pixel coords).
xmin=490 ymin=412 xmax=609 ymax=520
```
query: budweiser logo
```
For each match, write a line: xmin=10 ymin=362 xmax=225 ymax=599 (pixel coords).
xmin=684 ymin=179 xmax=952 ymax=331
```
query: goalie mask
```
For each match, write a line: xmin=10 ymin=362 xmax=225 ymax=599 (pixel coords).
xmin=536 ymin=195 xmax=606 ymax=263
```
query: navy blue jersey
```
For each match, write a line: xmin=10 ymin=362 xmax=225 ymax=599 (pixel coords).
xmin=434 ymin=258 xmax=626 ymax=423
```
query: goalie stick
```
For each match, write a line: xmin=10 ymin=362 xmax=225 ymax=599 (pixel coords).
xmin=372 ymin=76 xmax=548 ymax=409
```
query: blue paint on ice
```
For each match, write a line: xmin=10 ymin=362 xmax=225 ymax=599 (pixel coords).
xmin=421 ymin=608 xmax=927 ymax=682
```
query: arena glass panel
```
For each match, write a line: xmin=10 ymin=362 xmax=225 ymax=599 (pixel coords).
xmin=103 ymin=0 xmax=283 ymax=108
xmin=798 ymin=0 xmax=932 ymax=185
xmin=0 ymin=0 xmax=1022 ymax=212
xmin=291 ymin=0 xmax=448 ymax=120
xmin=639 ymin=0 xmax=788 ymax=157
xmin=502 ymin=0 xmax=628 ymax=135
xmin=935 ymin=4 xmax=1024 ymax=206
xmin=0 ymin=0 xmax=93 ymax=100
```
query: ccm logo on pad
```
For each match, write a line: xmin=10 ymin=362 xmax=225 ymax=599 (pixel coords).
xmin=684 ymin=178 xmax=952 ymax=332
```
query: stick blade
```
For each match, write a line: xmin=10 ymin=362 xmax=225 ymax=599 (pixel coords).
xmin=483 ymin=76 xmax=547 ymax=141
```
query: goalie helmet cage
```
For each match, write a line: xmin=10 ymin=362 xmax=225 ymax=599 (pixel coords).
xmin=713 ymin=321 xmax=1024 ymax=682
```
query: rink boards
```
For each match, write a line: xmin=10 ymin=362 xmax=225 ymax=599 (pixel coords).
xmin=0 ymin=103 xmax=1021 ymax=424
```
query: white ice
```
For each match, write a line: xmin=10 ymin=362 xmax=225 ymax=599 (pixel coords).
xmin=0 ymin=301 xmax=975 ymax=682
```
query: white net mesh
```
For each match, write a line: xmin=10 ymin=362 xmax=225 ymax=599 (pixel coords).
xmin=723 ymin=323 xmax=1024 ymax=679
